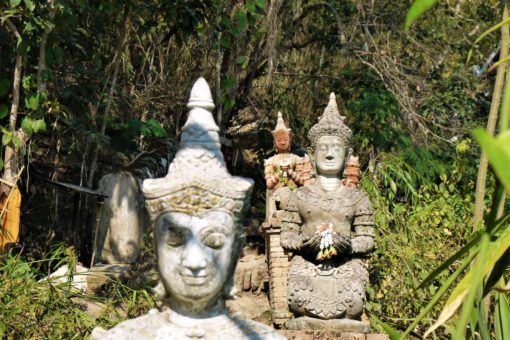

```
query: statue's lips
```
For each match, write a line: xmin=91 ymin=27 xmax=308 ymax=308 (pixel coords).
xmin=180 ymin=274 xmax=210 ymax=286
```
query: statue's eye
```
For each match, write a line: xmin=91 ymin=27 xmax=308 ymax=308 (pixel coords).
xmin=202 ymin=233 xmax=226 ymax=249
xmin=166 ymin=229 xmax=185 ymax=247
xmin=319 ymin=145 xmax=328 ymax=151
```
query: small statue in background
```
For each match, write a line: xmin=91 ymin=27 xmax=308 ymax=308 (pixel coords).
xmin=264 ymin=112 xmax=312 ymax=191
xmin=264 ymin=112 xmax=312 ymax=219
xmin=91 ymin=78 xmax=284 ymax=340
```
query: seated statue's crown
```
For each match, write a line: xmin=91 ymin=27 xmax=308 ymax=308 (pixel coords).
xmin=142 ymin=77 xmax=254 ymax=220
xmin=307 ymin=93 xmax=352 ymax=150
xmin=272 ymin=112 xmax=291 ymax=134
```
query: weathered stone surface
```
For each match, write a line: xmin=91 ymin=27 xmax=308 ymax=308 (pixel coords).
xmin=95 ymin=172 xmax=147 ymax=264
xmin=91 ymin=78 xmax=282 ymax=340
xmin=278 ymin=93 xmax=375 ymax=329
xmin=279 ymin=330 xmax=387 ymax=340
xmin=285 ymin=317 xmax=370 ymax=333
xmin=86 ymin=263 xmax=131 ymax=294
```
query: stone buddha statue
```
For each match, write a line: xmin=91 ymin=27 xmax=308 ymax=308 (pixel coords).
xmin=278 ymin=93 xmax=375 ymax=332
xmin=91 ymin=78 xmax=284 ymax=340
xmin=264 ymin=112 xmax=312 ymax=219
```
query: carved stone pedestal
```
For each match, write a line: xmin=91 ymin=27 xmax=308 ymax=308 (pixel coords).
xmin=285 ymin=316 xmax=370 ymax=333
xmin=278 ymin=330 xmax=389 ymax=340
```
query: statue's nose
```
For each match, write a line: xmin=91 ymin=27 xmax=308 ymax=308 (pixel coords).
xmin=326 ymin=154 xmax=334 ymax=160
xmin=181 ymin=238 xmax=208 ymax=275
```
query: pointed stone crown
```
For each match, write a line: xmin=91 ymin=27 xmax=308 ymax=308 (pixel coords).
xmin=272 ymin=112 xmax=291 ymax=135
xmin=307 ymin=93 xmax=352 ymax=151
xmin=142 ymin=78 xmax=254 ymax=220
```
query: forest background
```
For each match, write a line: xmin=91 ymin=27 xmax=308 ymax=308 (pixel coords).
xmin=0 ymin=0 xmax=509 ymax=338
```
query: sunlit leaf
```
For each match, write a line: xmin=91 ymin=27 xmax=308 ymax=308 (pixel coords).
xmin=24 ymin=93 xmax=40 ymax=111
xmin=405 ymin=0 xmax=438 ymax=30
xmin=473 ymin=129 xmax=510 ymax=192
xmin=451 ymin=233 xmax=489 ymax=340
xmin=425 ymin=228 xmax=510 ymax=336
xmin=246 ymin=1 xmax=256 ymax=13
xmin=33 ymin=119 xmax=46 ymax=134
xmin=2 ymin=131 xmax=12 ymax=146
xmin=10 ymin=0 xmax=22 ymax=8
xmin=23 ymin=0 xmax=35 ymax=12
xmin=21 ymin=117 xmax=34 ymax=134
xmin=255 ymin=0 xmax=265 ymax=10
xmin=402 ymin=250 xmax=476 ymax=338
xmin=12 ymin=135 xmax=21 ymax=148
xmin=494 ymin=292 xmax=510 ymax=340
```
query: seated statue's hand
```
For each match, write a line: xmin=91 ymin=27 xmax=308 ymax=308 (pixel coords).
xmin=266 ymin=174 xmax=279 ymax=188
xmin=332 ymin=234 xmax=352 ymax=253
xmin=303 ymin=234 xmax=321 ymax=251
xmin=288 ymin=169 xmax=302 ymax=184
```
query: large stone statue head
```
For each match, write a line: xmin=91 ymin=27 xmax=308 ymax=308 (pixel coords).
xmin=272 ymin=112 xmax=291 ymax=153
xmin=142 ymin=78 xmax=254 ymax=317
xmin=307 ymin=93 xmax=352 ymax=177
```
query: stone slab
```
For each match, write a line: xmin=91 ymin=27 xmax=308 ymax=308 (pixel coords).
xmin=86 ymin=263 xmax=131 ymax=294
xmin=285 ymin=317 xmax=371 ymax=333
xmin=278 ymin=330 xmax=389 ymax=340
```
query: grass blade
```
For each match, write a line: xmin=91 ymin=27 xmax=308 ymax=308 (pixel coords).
xmin=401 ymin=250 xmax=476 ymax=338
xmin=370 ymin=314 xmax=402 ymax=340
xmin=494 ymin=282 xmax=510 ymax=340
xmin=425 ymin=226 xmax=510 ymax=337
xmin=467 ymin=17 xmax=510 ymax=62
xmin=405 ymin=0 xmax=438 ymax=30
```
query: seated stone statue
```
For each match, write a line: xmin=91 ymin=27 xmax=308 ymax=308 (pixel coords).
xmin=91 ymin=78 xmax=284 ymax=340
xmin=279 ymin=93 xmax=375 ymax=332
xmin=264 ymin=112 xmax=312 ymax=219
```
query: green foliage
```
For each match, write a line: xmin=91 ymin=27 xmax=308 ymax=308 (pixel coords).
xmin=21 ymin=117 xmax=46 ymax=135
xmin=0 ymin=250 xmax=94 ymax=338
xmin=0 ymin=247 xmax=154 ymax=338
xmin=363 ymin=146 xmax=474 ymax=335
xmin=369 ymin=3 xmax=510 ymax=338
xmin=347 ymin=88 xmax=409 ymax=154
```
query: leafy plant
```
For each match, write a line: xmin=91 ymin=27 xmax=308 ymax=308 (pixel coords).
xmin=371 ymin=1 xmax=510 ymax=338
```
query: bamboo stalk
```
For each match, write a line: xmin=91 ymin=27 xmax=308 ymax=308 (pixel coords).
xmin=473 ymin=5 xmax=509 ymax=232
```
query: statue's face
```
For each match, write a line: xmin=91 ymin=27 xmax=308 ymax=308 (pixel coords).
xmin=155 ymin=210 xmax=237 ymax=309
xmin=274 ymin=130 xmax=290 ymax=152
xmin=315 ymin=135 xmax=346 ymax=176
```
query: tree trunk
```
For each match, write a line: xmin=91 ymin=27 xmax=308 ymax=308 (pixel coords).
xmin=2 ymin=19 xmax=23 ymax=196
